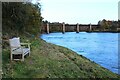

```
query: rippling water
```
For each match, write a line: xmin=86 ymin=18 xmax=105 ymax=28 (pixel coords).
xmin=41 ymin=32 xmax=119 ymax=74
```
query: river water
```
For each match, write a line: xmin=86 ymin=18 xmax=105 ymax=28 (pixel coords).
xmin=41 ymin=32 xmax=119 ymax=74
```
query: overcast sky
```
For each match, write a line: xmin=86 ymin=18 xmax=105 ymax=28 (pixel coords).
xmin=33 ymin=0 xmax=119 ymax=24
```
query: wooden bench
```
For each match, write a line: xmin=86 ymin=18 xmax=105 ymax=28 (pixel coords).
xmin=9 ymin=37 xmax=30 ymax=61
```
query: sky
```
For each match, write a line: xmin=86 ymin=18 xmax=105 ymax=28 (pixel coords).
xmin=33 ymin=0 xmax=119 ymax=24
xmin=118 ymin=1 xmax=120 ymax=20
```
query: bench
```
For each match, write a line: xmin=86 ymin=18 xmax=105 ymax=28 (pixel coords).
xmin=9 ymin=37 xmax=30 ymax=61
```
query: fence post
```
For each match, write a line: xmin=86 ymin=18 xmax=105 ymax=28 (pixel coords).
xmin=76 ymin=23 xmax=79 ymax=33
xmin=47 ymin=23 xmax=49 ymax=34
xmin=62 ymin=22 xmax=65 ymax=34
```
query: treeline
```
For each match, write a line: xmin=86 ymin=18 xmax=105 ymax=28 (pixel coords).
xmin=98 ymin=19 xmax=120 ymax=31
xmin=2 ymin=2 xmax=42 ymax=37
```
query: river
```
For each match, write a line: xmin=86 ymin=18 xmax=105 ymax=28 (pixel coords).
xmin=41 ymin=32 xmax=119 ymax=74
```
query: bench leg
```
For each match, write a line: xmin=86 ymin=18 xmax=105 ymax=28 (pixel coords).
xmin=28 ymin=52 xmax=30 ymax=56
xmin=22 ymin=54 xmax=24 ymax=61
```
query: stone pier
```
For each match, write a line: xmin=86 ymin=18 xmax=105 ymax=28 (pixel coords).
xmin=76 ymin=23 xmax=79 ymax=33
xmin=90 ymin=23 xmax=92 ymax=31
xmin=62 ymin=22 xmax=65 ymax=34
xmin=47 ymin=23 xmax=49 ymax=34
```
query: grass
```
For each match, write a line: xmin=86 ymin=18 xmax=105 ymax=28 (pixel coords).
xmin=2 ymin=35 xmax=119 ymax=78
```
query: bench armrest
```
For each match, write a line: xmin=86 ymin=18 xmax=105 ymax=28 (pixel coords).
xmin=20 ymin=43 xmax=30 ymax=49
xmin=20 ymin=43 xmax=31 ymax=45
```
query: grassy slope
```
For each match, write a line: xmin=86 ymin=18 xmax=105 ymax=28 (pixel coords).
xmin=2 ymin=36 xmax=119 ymax=78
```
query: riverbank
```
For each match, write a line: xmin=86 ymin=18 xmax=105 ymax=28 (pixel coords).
xmin=41 ymin=32 xmax=119 ymax=74
xmin=2 ymin=35 xmax=119 ymax=78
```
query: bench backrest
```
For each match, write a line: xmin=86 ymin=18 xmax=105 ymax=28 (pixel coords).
xmin=9 ymin=37 xmax=21 ymax=48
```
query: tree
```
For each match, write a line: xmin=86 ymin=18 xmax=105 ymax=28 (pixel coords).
xmin=99 ymin=19 xmax=112 ymax=31
xmin=2 ymin=2 xmax=42 ymax=36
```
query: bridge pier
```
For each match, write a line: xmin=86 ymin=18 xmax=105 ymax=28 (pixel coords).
xmin=76 ymin=23 xmax=79 ymax=33
xmin=62 ymin=22 xmax=65 ymax=34
xmin=90 ymin=23 xmax=92 ymax=31
xmin=46 ymin=23 xmax=49 ymax=34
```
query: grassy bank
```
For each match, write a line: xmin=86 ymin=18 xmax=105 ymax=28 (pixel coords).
xmin=2 ymin=35 xmax=119 ymax=78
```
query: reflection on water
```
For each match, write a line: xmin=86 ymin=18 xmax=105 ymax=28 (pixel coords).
xmin=41 ymin=32 xmax=119 ymax=74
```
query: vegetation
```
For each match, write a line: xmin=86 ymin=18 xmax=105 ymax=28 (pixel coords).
xmin=2 ymin=2 xmax=42 ymax=37
xmin=98 ymin=19 xmax=119 ymax=31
